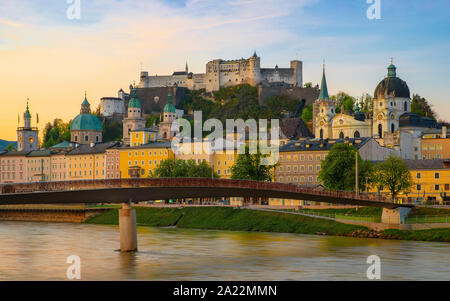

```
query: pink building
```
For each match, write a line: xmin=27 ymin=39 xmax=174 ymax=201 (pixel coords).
xmin=0 ymin=151 xmax=28 ymax=184
xmin=106 ymin=148 xmax=121 ymax=179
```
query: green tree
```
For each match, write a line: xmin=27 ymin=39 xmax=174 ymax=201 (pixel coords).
xmin=359 ymin=93 xmax=373 ymax=113
xmin=150 ymin=159 xmax=218 ymax=178
xmin=102 ymin=119 xmax=123 ymax=142
xmin=231 ymin=147 xmax=274 ymax=181
xmin=411 ymin=94 xmax=436 ymax=119
xmin=43 ymin=119 xmax=71 ymax=148
xmin=301 ymin=104 xmax=313 ymax=122
xmin=318 ymin=143 xmax=374 ymax=192
xmin=304 ymin=82 xmax=313 ymax=88
xmin=373 ymin=156 xmax=412 ymax=200
xmin=332 ymin=92 xmax=355 ymax=113
xmin=5 ymin=143 xmax=16 ymax=152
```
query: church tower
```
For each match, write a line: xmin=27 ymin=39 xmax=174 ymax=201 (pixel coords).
xmin=158 ymin=89 xmax=178 ymax=140
xmin=372 ymin=59 xmax=411 ymax=146
xmin=123 ymin=86 xmax=146 ymax=145
xmin=314 ymin=64 xmax=335 ymax=139
xmin=17 ymin=100 xmax=39 ymax=152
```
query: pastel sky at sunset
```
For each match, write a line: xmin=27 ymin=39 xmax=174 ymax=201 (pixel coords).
xmin=0 ymin=0 xmax=449 ymax=141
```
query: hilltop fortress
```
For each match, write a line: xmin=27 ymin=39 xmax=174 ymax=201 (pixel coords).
xmin=138 ymin=52 xmax=303 ymax=92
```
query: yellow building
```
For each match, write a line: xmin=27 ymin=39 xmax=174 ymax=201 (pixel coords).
xmin=383 ymin=159 xmax=450 ymax=205
xmin=130 ymin=128 xmax=158 ymax=147
xmin=66 ymin=142 xmax=118 ymax=180
xmin=118 ymin=142 xmax=174 ymax=178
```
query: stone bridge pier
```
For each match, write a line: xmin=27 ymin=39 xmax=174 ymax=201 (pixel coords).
xmin=381 ymin=207 xmax=412 ymax=224
xmin=119 ymin=201 xmax=137 ymax=252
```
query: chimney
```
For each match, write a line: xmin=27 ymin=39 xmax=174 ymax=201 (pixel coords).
xmin=442 ymin=126 xmax=447 ymax=139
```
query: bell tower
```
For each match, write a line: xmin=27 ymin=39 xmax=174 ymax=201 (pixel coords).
xmin=17 ymin=99 xmax=39 ymax=152
xmin=314 ymin=64 xmax=335 ymax=139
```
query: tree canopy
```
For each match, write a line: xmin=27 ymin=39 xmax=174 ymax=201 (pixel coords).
xmin=5 ymin=143 xmax=16 ymax=152
xmin=42 ymin=119 xmax=71 ymax=149
xmin=230 ymin=147 xmax=275 ymax=182
xmin=411 ymin=94 xmax=436 ymax=119
xmin=150 ymin=158 xmax=219 ymax=178
xmin=373 ymin=156 xmax=412 ymax=200
xmin=318 ymin=143 xmax=374 ymax=192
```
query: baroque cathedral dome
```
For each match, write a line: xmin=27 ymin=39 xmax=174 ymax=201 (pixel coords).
xmin=374 ymin=62 xmax=410 ymax=99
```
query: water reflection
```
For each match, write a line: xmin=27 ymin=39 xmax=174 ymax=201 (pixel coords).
xmin=0 ymin=221 xmax=448 ymax=280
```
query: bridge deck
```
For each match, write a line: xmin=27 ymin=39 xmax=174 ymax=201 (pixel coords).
xmin=0 ymin=178 xmax=411 ymax=209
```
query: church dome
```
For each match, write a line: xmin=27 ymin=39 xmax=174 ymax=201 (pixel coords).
xmin=374 ymin=62 xmax=410 ymax=99
xmin=70 ymin=114 xmax=102 ymax=131
xmin=70 ymin=95 xmax=102 ymax=131
xmin=128 ymin=87 xmax=141 ymax=108
xmin=164 ymin=92 xmax=176 ymax=113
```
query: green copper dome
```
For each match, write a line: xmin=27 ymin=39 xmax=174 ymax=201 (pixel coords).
xmin=128 ymin=87 xmax=141 ymax=108
xmin=70 ymin=114 xmax=102 ymax=131
xmin=164 ymin=92 xmax=176 ymax=113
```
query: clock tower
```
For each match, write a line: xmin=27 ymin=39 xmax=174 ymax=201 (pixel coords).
xmin=17 ymin=100 xmax=39 ymax=152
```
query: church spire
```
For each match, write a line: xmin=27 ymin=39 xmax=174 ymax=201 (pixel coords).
xmin=387 ymin=58 xmax=397 ymax=78
xmin=318 ymin=63 xmax=329 ymax=100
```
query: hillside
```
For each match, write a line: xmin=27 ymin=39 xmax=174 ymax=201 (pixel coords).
xmin=0 ymin=140 xmax=17 ymax=151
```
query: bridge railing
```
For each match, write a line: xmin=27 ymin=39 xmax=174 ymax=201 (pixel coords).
xmin=0 ymin=178 xmax=393 ymax=204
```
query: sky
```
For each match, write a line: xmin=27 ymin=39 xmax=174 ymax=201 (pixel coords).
xmin=0 ymin=0 xmax=449 ymax=141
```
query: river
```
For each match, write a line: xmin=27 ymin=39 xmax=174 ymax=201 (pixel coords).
xmin=0 ymin=221 xmax=448 ymax=280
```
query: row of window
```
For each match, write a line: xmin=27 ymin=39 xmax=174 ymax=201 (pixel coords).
xmin=277 ymin=165 xmax=321 ymax=173
xmin=128 ymin=151 xmax=168 ymax=157
xmin=422 ymin=144 xmax=443 ymax=151
xmin=416 ymin=184 xmax=450 ymax=191
xmin=278 ymin=176 xmax=318 ymax=183
xmin=281 ymin=154 xmax=325 ymax=162
xmin=416 ymin=172 xmax=441 ymax=179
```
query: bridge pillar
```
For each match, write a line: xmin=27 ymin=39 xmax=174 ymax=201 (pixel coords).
xmin=119 ymin=201 xmax=137 ymax=252
xmin=381 ymin=207 xmax=412 ymax=224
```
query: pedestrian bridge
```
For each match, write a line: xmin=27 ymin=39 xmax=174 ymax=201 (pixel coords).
xmin=0 ymin=178 xmax=414 ymax=252
xmin=0 ymin=178 xmax=408 ymax=209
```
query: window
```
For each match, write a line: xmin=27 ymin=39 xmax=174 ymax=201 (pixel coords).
xmin=339 ymin=132 xmax=344 ymax=139
xmin=445 ymin=184 xmax=450 ymax=191
xmin=435 ymin=173 xmax=440 ymax=179
xmin=85 ymin=136 xmax=89 ymax=142
xmin=417 ymin=173 xmax=421 ymax=179
xmin=354 ymin=131 xmax=360 ymax=138
xmin=435 ymin=184 xmax=440 ymax=191
xmin=417 ymin=184 xmax=421 ymax=191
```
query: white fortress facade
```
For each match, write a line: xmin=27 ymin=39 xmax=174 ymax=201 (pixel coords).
xmin=138 ymin=53 xmax=303 ymax=92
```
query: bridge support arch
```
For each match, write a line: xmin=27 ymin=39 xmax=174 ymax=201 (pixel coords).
xmin=119 ymin=201 xmax=137 ymax=252
xmin=381 ymin=207 xmax=412 ymax=224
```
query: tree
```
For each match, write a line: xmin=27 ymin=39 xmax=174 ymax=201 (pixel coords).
xmin=301 ymin=104 xmax=313 ymax=123
xmin=102 ymin=119 xmax=123 ymax=142
xmin=231 ymin=147 xmax=274 ymax=182
xmin=359 ymin=93 xmax=373 ymax=113
xmin=373 ymin=156 xmax=412 ymax=200
xmin=5 ymin=143 xmax=16 ymax=152
xmin=332 ymin=92 xmax=355 ymax=113
xmin=150 ymin=159 xmax=218 ymax=178
xmin=318 ymin=143 xmax=374 ymax=191
xmin=304 ymin=82 xmax=313 ymax=88
xmin=42 ymin=119 xmax=71 ymax=148
xmin=411 ymin=94 xmax=436 ymax=119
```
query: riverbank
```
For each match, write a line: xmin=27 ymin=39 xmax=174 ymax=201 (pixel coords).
xmin=85 ymin=207 xmax=450 ymax=242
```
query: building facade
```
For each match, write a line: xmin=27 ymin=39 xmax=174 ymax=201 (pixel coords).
xmin=118 ymin=142 xmax=174 ymax=178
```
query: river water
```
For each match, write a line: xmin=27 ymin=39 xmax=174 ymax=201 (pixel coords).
xmin=0 ymin=221 xmax=448 ymax=281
